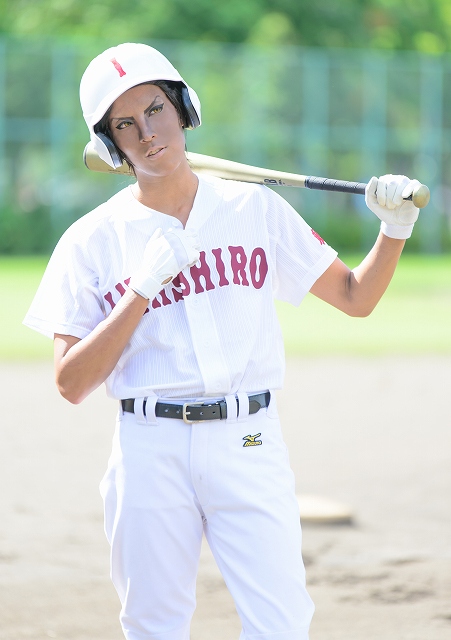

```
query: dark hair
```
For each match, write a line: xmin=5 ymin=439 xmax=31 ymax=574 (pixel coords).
xmin=94 ymin=80 xmax=187 ymax=172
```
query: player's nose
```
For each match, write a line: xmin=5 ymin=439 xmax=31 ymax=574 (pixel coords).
xmin=138 ymin=119 xmax=156 ymax=143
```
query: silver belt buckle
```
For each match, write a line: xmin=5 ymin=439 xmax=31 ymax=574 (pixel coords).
xmin=182 ymin=401 xmax=205 ymax=424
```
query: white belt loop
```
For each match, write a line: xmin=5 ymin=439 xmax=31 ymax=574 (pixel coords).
xmin=225 ymin=394 xmax=238 ymax=423
xmin=134 ymin=397 xmax=147 ymax=425
xmin=144 ymin=394 xmax=158 ymax=426
xmin=236 ymin=392 xmax=250 ymax=422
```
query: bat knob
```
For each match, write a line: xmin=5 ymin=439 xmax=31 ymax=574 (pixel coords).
xmin=412 ymin=184 xmax=430 ymax=209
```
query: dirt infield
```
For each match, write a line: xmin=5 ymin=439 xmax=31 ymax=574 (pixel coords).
xmin=1 ymin=357 xmax=450 ymax=640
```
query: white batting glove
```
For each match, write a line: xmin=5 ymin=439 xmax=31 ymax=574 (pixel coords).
xmin=129 ymin=228 xmax=200 ymax=300
xmin=365 ymin=174 xmax=421 ymax=239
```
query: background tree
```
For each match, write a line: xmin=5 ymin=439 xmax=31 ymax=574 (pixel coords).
xmin=0 ymin=0 xmax=450 ymax=53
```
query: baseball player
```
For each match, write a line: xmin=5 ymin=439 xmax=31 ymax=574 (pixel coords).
xmin=23 ymin=43 xmax=422 ymax=640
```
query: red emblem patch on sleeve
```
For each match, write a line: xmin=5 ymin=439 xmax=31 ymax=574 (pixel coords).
xmin=311 ymin=228 xmax=326 ymax=245
xmin=110 ymin=58 xmax=126 ymax=77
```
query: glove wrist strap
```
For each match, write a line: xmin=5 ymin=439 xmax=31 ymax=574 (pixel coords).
xmin=380 ymin=221 xmax=414 ymax=240
xmin=129 ymin=273 xmax=165 ymax=301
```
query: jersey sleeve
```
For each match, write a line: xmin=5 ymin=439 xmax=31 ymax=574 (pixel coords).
xmin=264 ymin=188 xmax=338 ymax=306
xmin=23 ymin=227 xmax=106 ymax=339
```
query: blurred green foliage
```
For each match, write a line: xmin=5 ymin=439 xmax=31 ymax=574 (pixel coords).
xmin=1 ymin=0 xmax=451 ymax=54
xmin=0 ymin=205 xmax=52 ymax=254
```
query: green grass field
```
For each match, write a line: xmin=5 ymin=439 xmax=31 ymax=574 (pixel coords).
xmin=1 ymin=254 xmax=450 ymax=361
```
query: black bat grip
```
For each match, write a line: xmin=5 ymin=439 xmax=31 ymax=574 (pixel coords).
xmin=305 ymin=176 xmax=367 ymax=195
xmin=304 ymin=176 xmax=427 ymax=205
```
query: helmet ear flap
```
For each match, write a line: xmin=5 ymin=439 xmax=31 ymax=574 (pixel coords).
xmin=96 ymin=132 xmax=123 ymax=169
xmin=181 ymin=86 xmax=200 ymax=129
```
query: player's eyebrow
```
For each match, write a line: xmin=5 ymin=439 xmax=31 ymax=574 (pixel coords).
xmin=144 ymin=96 xmax=163 ymax=116
xmin=110 ymin=96 xmax=163 ymax=121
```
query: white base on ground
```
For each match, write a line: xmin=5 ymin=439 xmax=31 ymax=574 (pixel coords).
xmin=297 ymin=494 xmax=353 ymax=525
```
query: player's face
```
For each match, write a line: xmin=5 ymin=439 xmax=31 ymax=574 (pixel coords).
xmin=108 ymin=83 xmax=186 ymax=178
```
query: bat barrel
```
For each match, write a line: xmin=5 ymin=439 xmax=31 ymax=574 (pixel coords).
xmin=83 ymin=142 xmax=430 ymax=209
xmin=84 ymin=143 xmax=133 ymax=175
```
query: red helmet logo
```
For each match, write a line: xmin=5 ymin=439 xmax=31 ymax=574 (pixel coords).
xmin=110 ymin=58 xmax=126 ymax=77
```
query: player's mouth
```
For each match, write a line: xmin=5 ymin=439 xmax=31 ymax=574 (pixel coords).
xmin=146 ymin=146 xmax=166 ymax=159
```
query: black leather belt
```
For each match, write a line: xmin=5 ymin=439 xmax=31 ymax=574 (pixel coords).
xmin=121 ymin=392 xmax=270 ymax=424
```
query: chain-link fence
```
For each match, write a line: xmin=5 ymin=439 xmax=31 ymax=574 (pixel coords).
xmin=1 ymin=36 xmax=449 ymax=253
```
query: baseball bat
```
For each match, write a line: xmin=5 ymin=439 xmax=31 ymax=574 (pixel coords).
xmin=83 ymin=142 xmax=431 ymax=209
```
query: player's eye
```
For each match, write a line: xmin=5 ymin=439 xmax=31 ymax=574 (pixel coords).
xmin=148 ymin=104 xmax=164 ymax=115
xmin=115 ymin=120 xmax=133 ymax=130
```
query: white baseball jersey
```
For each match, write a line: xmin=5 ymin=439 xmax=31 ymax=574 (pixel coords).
xmin=24 ymin=174 xmax=337 ymax=400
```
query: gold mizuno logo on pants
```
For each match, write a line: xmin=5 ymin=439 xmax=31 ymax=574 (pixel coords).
xmin=243 ymin=433 xmax=262 ymax=447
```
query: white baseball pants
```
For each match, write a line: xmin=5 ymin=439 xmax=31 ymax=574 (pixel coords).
xmin=100 ymin=393 xmax=314 ymax=640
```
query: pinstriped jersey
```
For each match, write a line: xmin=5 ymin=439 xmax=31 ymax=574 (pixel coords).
xmin=23 ymin=174 xmax=337 ymax=399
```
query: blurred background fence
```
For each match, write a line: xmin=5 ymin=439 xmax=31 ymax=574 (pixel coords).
xmin=1 ymin=35 xmax=450 ymax=255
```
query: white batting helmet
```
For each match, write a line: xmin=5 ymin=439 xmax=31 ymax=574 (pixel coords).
xmin=80 ymin=43 xmax=202 ymax=168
